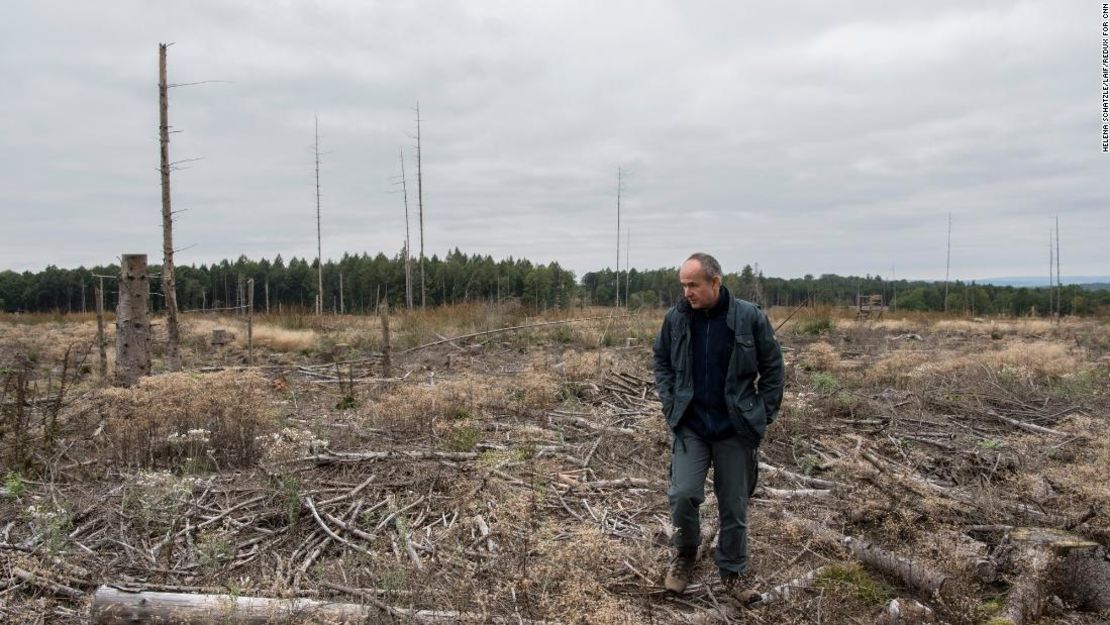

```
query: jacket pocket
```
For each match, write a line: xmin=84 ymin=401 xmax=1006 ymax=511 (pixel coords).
xmin=736 ymin=395 xmax=767 ymax=442
xmin=735 ymin=333 xmax=757 ymax=374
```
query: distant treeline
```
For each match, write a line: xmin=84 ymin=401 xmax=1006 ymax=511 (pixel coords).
xmin=1 ymin=250 xmax=1107 ymax=316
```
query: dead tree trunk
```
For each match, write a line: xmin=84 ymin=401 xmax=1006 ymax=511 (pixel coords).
xmin=246 ymin=278 xmax=254 ymax=366
xmin=91 ymin=586 xmax=374 ymax=624
xmin=158 ymin=43 xmax=181 ymax=372
xmin=95 ymin=279 xmax=107 ymax=383
xmin=314 ymin=115 xmax=323 ymax=317
xmin=993 ymin=527 xmax=1110 ymax=624
xmin=116 ymin=254 xmax=151 ymax=387
xmin=400 ymin=147 xmax=413 ymax=310
xmin=415 ymin=102 xmax=426 ymax=309
xmin=379 ymin=300 xmax=392 ymax=378
xmin=787 ymin=514 xmax=950 ymax=598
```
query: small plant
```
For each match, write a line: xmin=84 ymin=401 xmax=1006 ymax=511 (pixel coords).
xmin=978 ymin=438 xmax=1005 ymax=451
xmin=277 ymin=474 xmax=302 ymax=525
xmin=798 ymin=316 xmax=833 ymax=335
xmin=123 ymin=471 xmax=195 ymax=536
xmin=335 ymin=395 xmax=358 ymax=410
xmin=26 ymin=503 xmax=72 ymax=553
xmin=990 ymin=329 xmax=1004 ymax=340
xmin=513 ymin=443 xmax=536 ymax=461
xmin=196 ymin=531 xmax=233 ymax=571
xmin=442 ymin=426 xmax=482 ymax=452
xmin=3 ymin=471 xmax=26 ymax=498
xmin=811 ymin=372 xmax=839 ymax=394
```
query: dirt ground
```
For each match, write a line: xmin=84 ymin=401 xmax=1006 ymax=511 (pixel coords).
xmin=1 ymin=304 xmax=1108 ymax=624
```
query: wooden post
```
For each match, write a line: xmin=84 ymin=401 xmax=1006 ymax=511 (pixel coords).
xmin=379 ymin=300 xmax=392 ymax=378
xmin=158 ymin=43 xmax=182 ymax=372
xmin=95 ymin=279 xmax=107 ymax=382
xmin=264 ymin=280 xmax=270 ymax=314
xmin=116 ymin=254 xmax=152 ymax=386
xmin=247 ymin=278 xmax=254 ymax=366
xmin=339 ymin=271 xmax=344 ymax=315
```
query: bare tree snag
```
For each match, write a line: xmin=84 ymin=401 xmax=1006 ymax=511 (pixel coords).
xmin=399 ymin=147 xmax=413 ymax=310
xmin=415 ymin=102 xmax=425 ymax=308
xmin=314 ymin=115 xmax=323 ymax=316
xmin=246 ymin=278 xmax=254 ymax=366
xmin=95 ymin=279 xmax=107 ymax=382
xmin=116 ymin=254 xmax=151 ymax=387
xmin=379 ymin=300 xmax=391 ymax=377
xmin=992 ymin=527 xmax=1110 ymax=625
xmin=615 ymin=167 xmax=622 ymax=308
xmin=158 ymin=43 xmax=181 ymax=372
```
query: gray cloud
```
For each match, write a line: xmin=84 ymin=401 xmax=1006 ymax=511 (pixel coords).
xmin=1 ymin=0 xmax=1105 ymax=281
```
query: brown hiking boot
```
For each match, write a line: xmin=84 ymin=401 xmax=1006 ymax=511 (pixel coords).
xmin=664 ymin=551 xmax=697 ymax=593
xmin=721 ymin=573 xmax=761 ymax=607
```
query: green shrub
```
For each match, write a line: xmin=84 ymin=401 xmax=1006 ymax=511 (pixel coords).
xmin=811 ymin=372 xmax=839 ymax=394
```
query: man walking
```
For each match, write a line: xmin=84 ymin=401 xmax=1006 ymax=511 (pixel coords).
xmin=652 ymin=253 xmax=784 ymax=604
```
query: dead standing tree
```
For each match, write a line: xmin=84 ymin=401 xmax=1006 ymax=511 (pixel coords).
xmin=116 ymin=254 xmax=151 ymax=386
xmin=415 ymin=102 xmax=426 ymax=308
xmin=314 ymin=115 xmax=324 ymax=316
xmin=399 ymin=147 xmax=414 ymax=310
xmin=158 ymin=43 xmax=181 ymax=371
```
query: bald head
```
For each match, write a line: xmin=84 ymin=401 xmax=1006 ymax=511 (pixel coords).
xmin=679 ymin=253 xmax=722 ymax=310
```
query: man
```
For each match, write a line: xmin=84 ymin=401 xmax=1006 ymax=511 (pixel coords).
xmin=652 ymin=252 xmax=784 ymax=604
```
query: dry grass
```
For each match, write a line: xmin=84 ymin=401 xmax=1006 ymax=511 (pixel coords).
xmin=85 ymin=370 xmax=278 ymax=470
xmin=800 ymin=341 xmax=841 ymax=372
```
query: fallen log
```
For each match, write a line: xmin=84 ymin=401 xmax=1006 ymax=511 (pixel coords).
xmin=786 ymin=514 xmax=950 ymax=598
xmin=92 ymin=585 xmax=563 ymax=624
xmin=91 ymin=586 xmax=376 ymax=624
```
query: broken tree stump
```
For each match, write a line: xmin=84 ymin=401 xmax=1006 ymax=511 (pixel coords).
xmin=992 ymin=527 xmax=1110 ymax=625
xmin=115 ymin=254 xmax=151 ymax=387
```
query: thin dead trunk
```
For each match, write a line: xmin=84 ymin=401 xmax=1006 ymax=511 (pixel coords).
xmin=159 ymin=43 xmax=181 ymax=371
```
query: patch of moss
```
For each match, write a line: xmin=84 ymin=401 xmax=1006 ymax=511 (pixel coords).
xmin=816 ymin=563 xmax=893 ymax=606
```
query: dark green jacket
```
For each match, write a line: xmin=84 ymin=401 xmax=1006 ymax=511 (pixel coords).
xmin=652 ymin=294 xmax=785 ymax=448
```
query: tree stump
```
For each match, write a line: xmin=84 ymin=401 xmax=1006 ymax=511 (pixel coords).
xmin=993 ymin=527 xmax=1110 ymax=625
xmin=211 ymin=328 xmax=232 ymax=348
xmin=115 ymin=254 xmax=151 ymax=387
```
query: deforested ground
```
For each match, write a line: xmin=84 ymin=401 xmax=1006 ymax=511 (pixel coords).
xmin=1 ymin=304 xmax=1108 ymax=624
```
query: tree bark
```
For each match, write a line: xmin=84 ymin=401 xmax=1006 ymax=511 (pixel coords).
xmin=116 ymin=254 xmax=151 ymax=387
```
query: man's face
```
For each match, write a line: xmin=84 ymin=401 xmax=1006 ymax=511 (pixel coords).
xmin=679 ymin=260 xmax=721 ymax=310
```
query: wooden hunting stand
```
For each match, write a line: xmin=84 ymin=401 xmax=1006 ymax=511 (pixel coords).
xmin=856 ymin=294 xmax=887 ymax=320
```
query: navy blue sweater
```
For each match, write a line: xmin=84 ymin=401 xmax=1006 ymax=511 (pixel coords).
xmin=680 ymin=286 xmax=737 ymax=440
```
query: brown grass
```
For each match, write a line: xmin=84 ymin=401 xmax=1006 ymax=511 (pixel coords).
xmin=87 ymin=370 xmax=278 ymax=470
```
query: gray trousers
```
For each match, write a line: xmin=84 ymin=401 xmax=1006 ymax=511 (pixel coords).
xmin=668 ymin=425 xmax=758 ymax=576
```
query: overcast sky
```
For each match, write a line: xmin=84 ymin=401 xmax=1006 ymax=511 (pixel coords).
xmin=1 ymin=1 xmax=1106 ymax=281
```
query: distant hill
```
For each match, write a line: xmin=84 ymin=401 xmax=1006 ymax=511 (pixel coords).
xmin=977 ymin=276 xmax=1110 ymax=288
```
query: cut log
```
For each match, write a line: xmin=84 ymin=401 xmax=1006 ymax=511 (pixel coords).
xmin=992 ymin=527 xmax=1110 ymax=625
xmin=93 ymin=586 xmax=563 ymax=624
xmin=91 ymin=586 xmax=376 ymax=623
